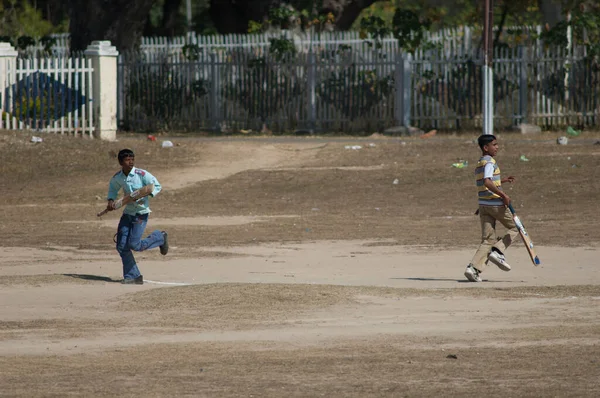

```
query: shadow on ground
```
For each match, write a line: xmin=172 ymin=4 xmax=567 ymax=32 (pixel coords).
xmin=63 ymin=274 xmax=121 ymax=283
xmin=390 ymin=277 xmax=517 ymax=283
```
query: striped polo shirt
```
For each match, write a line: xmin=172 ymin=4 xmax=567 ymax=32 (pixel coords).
xmin=475 ymin=155 xmax=504 ymax=206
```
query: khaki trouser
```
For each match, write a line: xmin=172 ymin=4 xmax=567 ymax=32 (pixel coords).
xmin=470 ymin=205 xmax=519 ymax=272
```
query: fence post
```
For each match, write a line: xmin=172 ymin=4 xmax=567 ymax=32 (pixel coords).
xmin=210 ymin=52 xmax=220 ymax=131
xmin=0 ymin=43 xmax=18 ymax=127
xmin=518 ymin=46 xmax=528 ymax=124
xmin=84 ymin=41 xmax=119 ymax=141
xmin=307 ymin=51 xmax=317 ymax=132
xmin=394 ymin=52 xmax=411 ymax=127
xmin=403 ymin=53 xmax=412 ymax=127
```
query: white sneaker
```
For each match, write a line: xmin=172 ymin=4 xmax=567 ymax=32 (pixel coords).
xmin=488 ymin=250 xmax=511 ymax=271
xmin=464 ymin=265 xmax=482 ymax=282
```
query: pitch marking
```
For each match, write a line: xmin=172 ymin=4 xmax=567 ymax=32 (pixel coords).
xmin=144 ymin=279 xmax=192 ymax=286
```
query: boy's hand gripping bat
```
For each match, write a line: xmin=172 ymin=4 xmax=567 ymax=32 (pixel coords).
xmin=97 ymin=184 xmax=154 ymax=217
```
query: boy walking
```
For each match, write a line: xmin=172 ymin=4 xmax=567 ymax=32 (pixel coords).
xmin=465 ymin=134 xmax=518 ymax=282
xmin=104 ymin=149 xmax=169 ymax=285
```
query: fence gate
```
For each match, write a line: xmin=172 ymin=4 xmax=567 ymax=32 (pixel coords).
xmin=1 ymin=56 xmax=94 ymax=136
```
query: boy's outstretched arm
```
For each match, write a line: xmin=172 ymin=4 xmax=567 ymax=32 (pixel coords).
xmin=501 ymin=176 xmax=515 ymax=184
xmin=483 ymin=178 xmax=511 ymax=206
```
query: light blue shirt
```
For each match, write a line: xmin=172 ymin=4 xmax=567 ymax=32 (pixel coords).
xmin=107 ymin=166 xmax=162 ymax=215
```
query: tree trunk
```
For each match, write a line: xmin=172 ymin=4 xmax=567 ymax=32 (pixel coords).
xmin=37 ymin=0 xmax=69 ymax=26
xmin=322 ymin=0 xmax=378 ymax=30
xmin=210 ymin=0 xmax=274 ymax=34
xmin=68 ymin=0 xmax=158 ymax=53
xmin=161 ymin=0 xmax=184 ymax=36
xmin=493 ymin=2 xmax=509 ymax=47
xmin=538 ymin=0 xmax=563 ymax=29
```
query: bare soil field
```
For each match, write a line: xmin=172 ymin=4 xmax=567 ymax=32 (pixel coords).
xmin=1 ymin=129 xmax=599 ymax=397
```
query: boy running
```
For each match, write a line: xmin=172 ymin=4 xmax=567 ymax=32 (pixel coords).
xmin=104 ymin=149 xmax=168 ymax=285
xmin=465 ymin=135 xmax=518 ymax=282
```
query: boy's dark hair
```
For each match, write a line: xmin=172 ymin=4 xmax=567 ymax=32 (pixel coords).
xmin=477 ymin=134 xmax=497 ymax=150
xmin=118 ymin=149 xmax=135 ymax=163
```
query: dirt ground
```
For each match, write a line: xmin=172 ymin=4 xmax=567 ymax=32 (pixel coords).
xmin=1 ymin=129 xmax=599 ymax=397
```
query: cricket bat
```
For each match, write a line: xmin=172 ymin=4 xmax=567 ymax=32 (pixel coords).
xmin=97 ymin=184 xmax=154 ymax=217
xmin=508 ymin=203 xmax=540 ymax=266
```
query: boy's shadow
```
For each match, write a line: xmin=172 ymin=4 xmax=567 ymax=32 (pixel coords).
xmin=392 ymin=277 xmax=471 ymax=283
xmin=63 ymin=274 xmax=121 ymax=283
xmin=391 ymin=277 xmax=515 ymax=283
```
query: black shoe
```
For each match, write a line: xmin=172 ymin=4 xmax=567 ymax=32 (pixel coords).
xmin=160 ymin=231 xmax=169 ymax=255
xmin=122 ymin=275 xmax=144 ymax=285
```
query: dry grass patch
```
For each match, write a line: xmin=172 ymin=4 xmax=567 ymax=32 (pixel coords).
xmin=1 ymin=338 xmax=598 ymax=397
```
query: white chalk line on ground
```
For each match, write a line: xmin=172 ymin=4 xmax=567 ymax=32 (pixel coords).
xmin=144 ymin=279 xmax=192 ymax=286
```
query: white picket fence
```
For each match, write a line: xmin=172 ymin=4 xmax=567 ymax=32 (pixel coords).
xmin=143 ymin=25 xmax=541 ymax=50
xmin=0 ymin=56 xmax=94 ymax=135
xmin=36 ymin=25 xmax=542 ymax=57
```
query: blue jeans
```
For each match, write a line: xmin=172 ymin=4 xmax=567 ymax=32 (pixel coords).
xmin=116 ymin=213 xmax=164 ymax=279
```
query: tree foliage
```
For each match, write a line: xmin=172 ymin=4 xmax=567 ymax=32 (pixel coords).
xmin=355 ymin=0 xmax=543 ymax=30
xmin=210 ymin=0 xmax=378 ymax=34
xmin=1 ymin=0 xmax=599 ymax=56
xmin=541 ymin=1 xmax=600 ymax=55
xmin=0 ymin=0 xmax=63 ymax=40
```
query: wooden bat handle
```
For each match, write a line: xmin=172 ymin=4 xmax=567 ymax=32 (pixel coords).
xmin=96 ymin=184 xmax=154 ymax=217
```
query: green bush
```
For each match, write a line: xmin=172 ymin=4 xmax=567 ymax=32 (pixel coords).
xmin=124 ymin=62 xmax=210 ymax=128
xmin=13 ymin=96 xmax=57 ymax=121
xmin=318 ymin=67 xmax=394 ymax=120
xmin=224 ymin=53 xmax=303 ymax=125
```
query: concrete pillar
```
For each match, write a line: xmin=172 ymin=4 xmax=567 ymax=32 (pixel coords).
xmin=0 ymin=43 xmax=18 ymax=120
xmin=84 ymin=41 xmax=119 ymax=141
